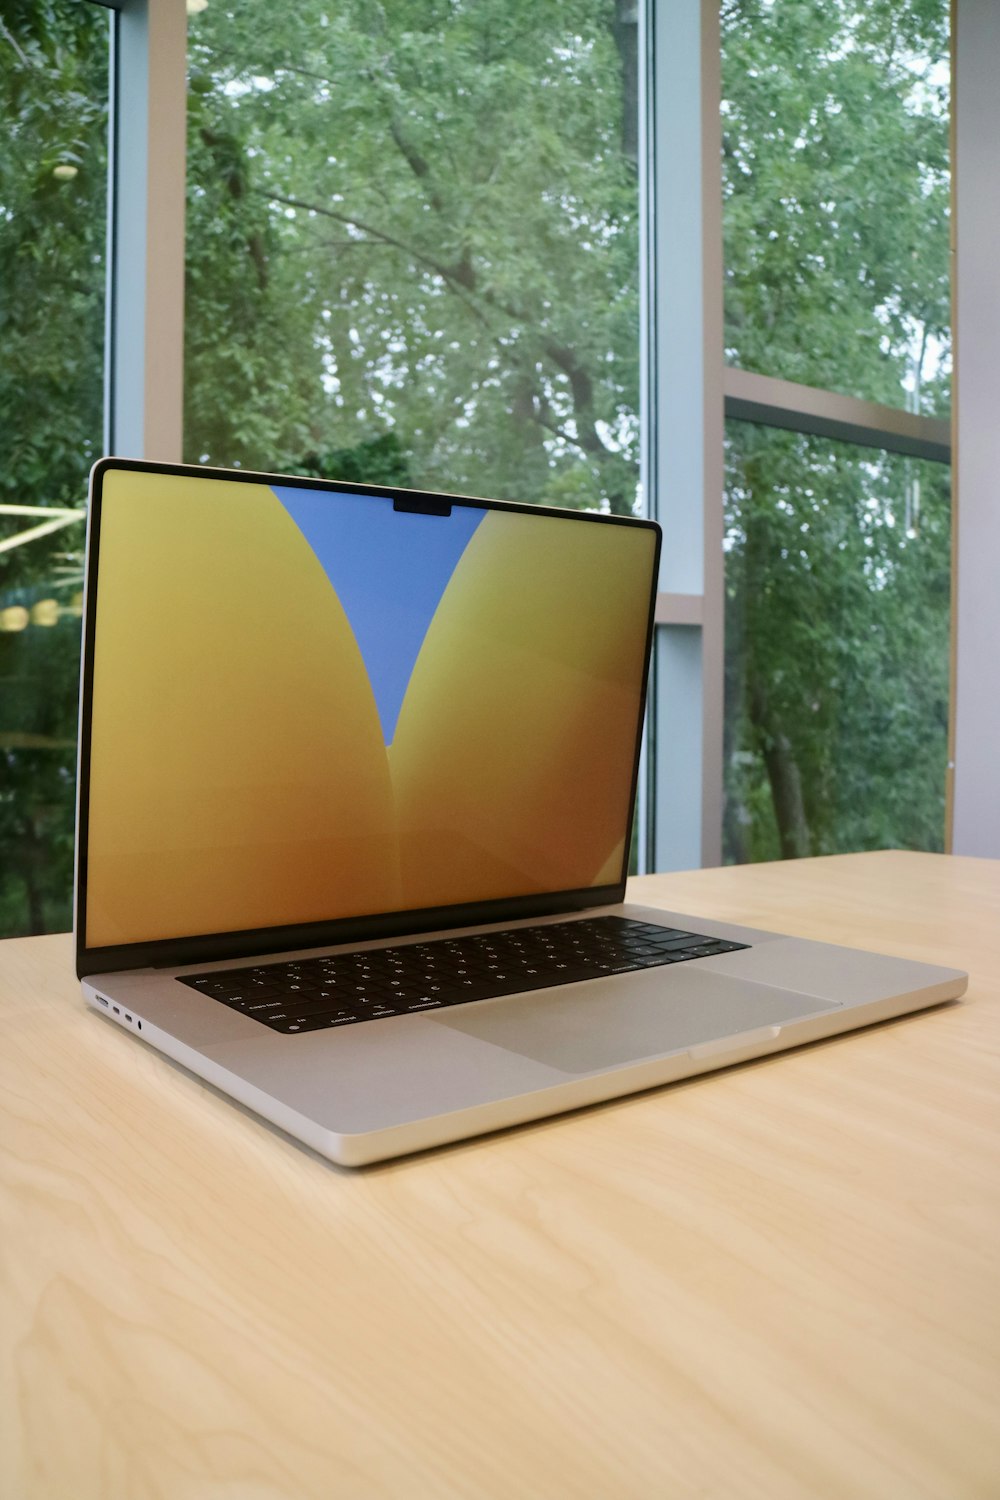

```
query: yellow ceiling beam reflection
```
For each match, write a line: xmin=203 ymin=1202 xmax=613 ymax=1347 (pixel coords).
xmin=0 ymin=505 xmax=83 ymax=518
xmin=0 ymin=595 xmax=82 ymax=632
xmin=30 ymin=599 xmax=60 ymax=627
xmin=0 ymin=512 xmax=85 ymax=558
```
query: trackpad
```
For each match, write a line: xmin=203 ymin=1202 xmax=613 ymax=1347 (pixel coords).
xmin=437 ymin=966 xmax=838 ymax=1074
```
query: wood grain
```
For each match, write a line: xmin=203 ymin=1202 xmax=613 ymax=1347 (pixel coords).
xmin=1 ymin=851 xmax=998 ymax=1499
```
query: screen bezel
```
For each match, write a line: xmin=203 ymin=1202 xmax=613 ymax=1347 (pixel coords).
xmin=75 ymin=458 xmax=661 ymax=979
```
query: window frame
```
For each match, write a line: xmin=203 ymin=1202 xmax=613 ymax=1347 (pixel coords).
xmin=642 ymin=0 xmax=954 ymax=870
xmin=101 ymin=0 xmax=186 ymax=461
xmin=100 ymin=0 xmax=983 ymax=871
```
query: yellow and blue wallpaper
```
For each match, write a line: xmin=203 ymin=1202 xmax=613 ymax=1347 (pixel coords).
xmin=85 ymin=468 xmax=656 ymax=948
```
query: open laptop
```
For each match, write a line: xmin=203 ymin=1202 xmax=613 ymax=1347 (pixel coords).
xmin=75 ymin=458 xmax=967 ymax=1165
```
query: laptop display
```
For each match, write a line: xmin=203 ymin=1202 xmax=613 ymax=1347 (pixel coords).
xmin=80 ymin=466 xmax=658 ymax=955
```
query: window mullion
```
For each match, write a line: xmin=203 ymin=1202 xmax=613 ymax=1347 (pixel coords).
xmin=106 ymin=0 xmax=186 ymax=461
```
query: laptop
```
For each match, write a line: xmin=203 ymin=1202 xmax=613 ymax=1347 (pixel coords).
xmin=75 ymin=458 xmax=967 ymax=1166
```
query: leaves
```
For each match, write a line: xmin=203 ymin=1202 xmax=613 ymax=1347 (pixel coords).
xmin=0 ymin=0 xmax=105 ymax=934
xmin=182 ymin=0 xmax=640 ymax=511
xmin=720 ymin=0 xmax=951 ymax=863
xmin=0 ymin=0 xmax=953 ymax=933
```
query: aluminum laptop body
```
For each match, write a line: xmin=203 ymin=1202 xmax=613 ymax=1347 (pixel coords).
xmin=75 ymin=460 xmax=967 ymax=1166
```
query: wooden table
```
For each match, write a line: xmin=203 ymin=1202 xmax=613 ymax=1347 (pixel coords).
xmin=2 ymin=851 xmax=998 ymax=1499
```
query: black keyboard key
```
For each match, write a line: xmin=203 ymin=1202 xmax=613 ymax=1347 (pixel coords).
xmin=278 ymin=1012 xmax=360 ymax=1034
xmin=179 ymin=916 xmax=750 ymax=1034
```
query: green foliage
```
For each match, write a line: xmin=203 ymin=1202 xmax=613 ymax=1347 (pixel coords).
xmin=0 ymin=0 xmax=106 ymax=508
xmin=296 ymin=433 xmax=414 ymax=488
xmin=721 ymin=0 xmax=950 ymax=410
xmin=183 ymin=0 xmax=640 ymax=512
xmin=0 ymin=596 xmax=81 ymax=937
xmin=723 ymin=425 xmax=949 ymax=861
xmin=0 ymin=0 xmax=105 ymax=934
xmin=721 ymin=0 xmax=951 ymax=861
xmin=0 ymin=0 xmax=954 ymax=935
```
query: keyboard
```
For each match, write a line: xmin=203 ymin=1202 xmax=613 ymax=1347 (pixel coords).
xmin=179 ymin=917 xmax=750 ymax=1035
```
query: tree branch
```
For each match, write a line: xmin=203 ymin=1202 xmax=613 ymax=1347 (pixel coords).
xmin=252 ymin=189 xmax=619 ymax=470
xmin=254 ymin=188 xmax=454 ymax=283
xmin=388 ymin=116 xmax=445 ymax=212
xmin=0 ymin=18 xmax=30 ymax=68
xmin=252 ymin=187 xmax=497 ymax=332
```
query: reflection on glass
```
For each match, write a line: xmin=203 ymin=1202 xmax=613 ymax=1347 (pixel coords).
xmin=0 ymin=1 xmax=108 ymax=935
xmin=721 ymin=0 xmax=951 ymax=415
xmin=724 ymin=422 xmax=950 ymax=863
xmin=184 ymin=0 xmax=640 ymax=514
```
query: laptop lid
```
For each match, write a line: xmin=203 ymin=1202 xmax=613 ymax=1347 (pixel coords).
xmin=76 ymin=460 xmax=660 ymax=979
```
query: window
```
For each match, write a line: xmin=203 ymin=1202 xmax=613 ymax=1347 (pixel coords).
xmin=0 ymin=0 xmax=972 ymax=932
xmin=184 ymin=0 xmax=641 ymax=514
xmin=719 ymin=0 xmax=951 ymax=863
xmin=724 ymin=424 xmax=949 ymax=860
xmin=0 ymin=1 xmax=109 ymax=935
xmin=721 ymin=0 xmax=950 ymax=415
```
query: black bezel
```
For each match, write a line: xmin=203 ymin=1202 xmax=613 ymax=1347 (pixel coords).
xmin=76 ymin=457 xmax=661 ymax=979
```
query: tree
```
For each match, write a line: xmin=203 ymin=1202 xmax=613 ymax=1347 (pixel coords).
xmin=0 ymin=0 xmax=106 ymax=934
xmin=720 ymin=0 xmax=951 ymax=860
xmin=0 ymin=0 xmax=953 ymax=934
xmin=0 ymin=0 xmax=640 ymax=935
xmin=184 ymin=0 xmax=640 ymax=513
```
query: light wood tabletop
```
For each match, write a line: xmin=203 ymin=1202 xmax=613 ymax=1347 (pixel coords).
xmin=2 ymin=850 xmax=998 ymax=1499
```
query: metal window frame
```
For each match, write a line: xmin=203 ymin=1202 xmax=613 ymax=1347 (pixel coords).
xmin=95 ymin=0 xmax=965 ymax=873
xmin=103 ymin=0 xmax=186 ymax=461
xmin=724 ymin=369 xmax=951 ymax=464
xmin=640 ymin=0 xmax=955 ymax=875
xmin=951 ymin=0 xmax=1000 ymax=858
xmin=641 ymin=0 xmax=724 ymax=872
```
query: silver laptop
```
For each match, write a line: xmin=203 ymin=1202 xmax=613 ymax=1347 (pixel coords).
xmin=75 ymin=459 xmax=967 ymax=1165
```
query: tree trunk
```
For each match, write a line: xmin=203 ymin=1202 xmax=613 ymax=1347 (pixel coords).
xmin=750 ymin=677 xmax=811 ymax=859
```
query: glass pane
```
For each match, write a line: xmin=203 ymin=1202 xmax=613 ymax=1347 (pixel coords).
xmin=184 ymin=0 xmax=640 ymax=513
xmin=724 ymin=422 xmax=950 ymax=863
xmin=721 ymin=0 xmax=951 ymax=415
xmin=0 ymin=1 xmax=108 ymax=936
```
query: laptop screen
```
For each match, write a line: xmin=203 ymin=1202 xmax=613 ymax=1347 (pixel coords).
xmin=79 ymin=464 xmax=658 ymax=958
